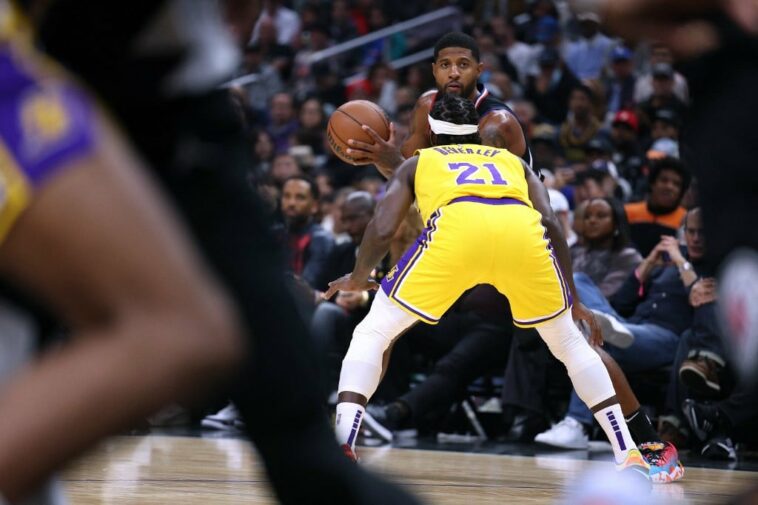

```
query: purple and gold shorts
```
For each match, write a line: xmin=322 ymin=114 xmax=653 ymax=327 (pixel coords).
xmin=0 ymin=44 xmax=97 ymax=242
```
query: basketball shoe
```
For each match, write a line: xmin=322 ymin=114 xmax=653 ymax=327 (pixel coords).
xmin=616 ymin=448 xmax=651 ymax=488
xmin=341 ymin=444 xmax=359 ymax=463
xmin=639 ymin=441 xmax=684 ymax=483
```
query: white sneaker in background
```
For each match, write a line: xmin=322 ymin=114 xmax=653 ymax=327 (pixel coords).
xmin=591 ymin=310 xmax=634 ymax=348
xmin=201 ymin=403 xmax=241 ymax=431
xmin=534 ymin=416 xmax=589 ymax=449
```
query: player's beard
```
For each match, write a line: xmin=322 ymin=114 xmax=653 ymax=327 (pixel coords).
xmin=441 ymin=80 xmax=477 ymax=100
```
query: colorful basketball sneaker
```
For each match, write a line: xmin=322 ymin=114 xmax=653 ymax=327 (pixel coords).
xmin=639 ymin=441 xmax=685 ymax=484
xmin=341 ymin=444 xmax=359 ymax=463
xmin=616 ymin=448 xmax=651 ymax=488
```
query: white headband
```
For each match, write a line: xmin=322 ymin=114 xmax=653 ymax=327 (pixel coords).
xmin=428 ymin=115 xmax=479 ymax=135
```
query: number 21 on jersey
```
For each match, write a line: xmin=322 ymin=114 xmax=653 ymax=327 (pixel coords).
xmin=448 ymin=162 xmax=508 ymax=186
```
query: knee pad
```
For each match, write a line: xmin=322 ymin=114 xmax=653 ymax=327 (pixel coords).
xmin=338 ymin=291 xmax=417 ymax=398
xmin=536 ymin=312 xmax=615 ymax=407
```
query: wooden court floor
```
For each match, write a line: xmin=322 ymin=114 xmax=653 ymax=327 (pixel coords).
xmin=62 ymin=435 xmax=757 ymax=504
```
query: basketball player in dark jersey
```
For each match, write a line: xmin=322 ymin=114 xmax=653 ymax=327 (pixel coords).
xmin=345 ymin=32 xmax=533 ymax=175
xmin=344 ymin=31 xmax=682 ymax=482
xmin=0 ymin=1 xmax=421 ymax=504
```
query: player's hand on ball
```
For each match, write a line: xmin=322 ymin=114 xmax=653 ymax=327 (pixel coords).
xmin=347 ymin=123 xmax=402 ymax=170
xmin=573 ymin=303 xmax=603 ymax=347
xmin=324 ymin=274 xmax=379 ymax=300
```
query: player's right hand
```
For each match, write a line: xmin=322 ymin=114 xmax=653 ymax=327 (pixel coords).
xmin=323 ymin=273 xmax=379 ymax=300
xmin=345 ymin=123 xmax=403 ymax=172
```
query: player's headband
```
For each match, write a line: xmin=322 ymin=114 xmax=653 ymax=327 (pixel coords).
xmin=427 ymin=115 xmax=478 ymax=135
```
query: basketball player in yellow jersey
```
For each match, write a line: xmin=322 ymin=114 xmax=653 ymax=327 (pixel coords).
xmin=326 ymin=93 xmax=650 ymax=481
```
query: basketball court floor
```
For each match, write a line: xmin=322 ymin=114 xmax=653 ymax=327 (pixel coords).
xmin=62 ymin=432 xmax=758 ymax=504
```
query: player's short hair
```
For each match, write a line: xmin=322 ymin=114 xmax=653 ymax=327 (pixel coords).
xmin=429 ymin=93 xmax=481 ymax=146
xmin=282 ymin=174 xmax=320 ymax=200
xmin=434 ymin=32 xmax=480 ymax=62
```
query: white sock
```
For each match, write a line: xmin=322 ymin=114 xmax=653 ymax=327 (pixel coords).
xmin=594 ymin=403 xmax=637 ymax=464
xmin=335 ymin=402 xmax=365 ymax=450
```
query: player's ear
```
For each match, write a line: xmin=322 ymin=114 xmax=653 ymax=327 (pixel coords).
xmin=476 ymin=61 xmax=484 ymax=75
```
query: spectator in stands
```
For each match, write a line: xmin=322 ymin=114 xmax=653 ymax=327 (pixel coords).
xmin=476 ymin=30 xmax=520 ymax=87
xmin=559 ymin=84 xmax=602 ymax=162
xmin=637 ymin=63 xmax=687 ymax=133
xmin=366 ymin=62 xmax=399 ymax=116
xmin=564 ymin=12 xmax=615 ymax=80
xmin=489 ymin=16 xmax=533 ymax=84
xmin=535 ymin=208 xmax=705 ymax=449
xmin=251 ymin=129 xmax=276 ymax=179
xmin=267 ymin=92 xmax=299 ymax=154
xmin=362 ymin=6 xmax=405 ymax=67
xmin=572 ymin=198 xmax=643 ymax=299
xmin=294 ymin=98 xmax=327 ymax=156
xmin=292 ymin=24 xmax=334 ymax=102
xmin=253 ymin=16 xmax=295 ymax=81
xmin=603 ymin=46 xmax=638 ymax=120
xmin=270 ymin=153 xmax=304 ymax=189
xmin=251 ymin=0 xmax=301 ymax=46
xmin=625 ymin=157 xmax=689 ymax=256
xmin=573 ymin=163 xmax=622 ymax=206
xmin=239 ymin=43 xmax=283 ymax=122
xmin=634 ymin=42 xmax=689 ymax=105
xmin=311 ymin=192 xmax=384 ymax=370
xmin=518 ymin=2 xmax=561 ymax=45
xmin=330 ymin=0 xmax=359 ymax=43
xmin=278 ymin=176 xmax=334 ymax=291
xmin=530 ymin=123 xmax=561 ymax=171
xmin=312 ymin=62 xmax=347 ymax=111
xmin=525 ymin=47 xmax=581 ymax=124
xmin=609 ymin=110 xmax=646 ymax=197
xmin=650 ymin=108 xmax=681 ymax=142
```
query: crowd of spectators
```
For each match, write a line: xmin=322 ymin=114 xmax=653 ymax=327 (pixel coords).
xmin=209 ymin=0 xmax=756 ymax=462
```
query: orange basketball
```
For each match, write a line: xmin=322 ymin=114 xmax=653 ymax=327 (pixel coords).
xmin=327 ymin=100 xmax=390 ymax=165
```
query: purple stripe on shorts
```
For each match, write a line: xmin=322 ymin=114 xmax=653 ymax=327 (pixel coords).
xmin=448 ymin=195 xmax=527 ymax=206
xmin=381 ymin=210 xmax=440 ymax=297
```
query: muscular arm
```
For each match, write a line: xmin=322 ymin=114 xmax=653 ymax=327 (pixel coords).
xmin=400 ymin=94 xmax=434 ymax=160
xmin=351 ymin=157 xmax=419 ymax=281
xmin=478 ymin=111 xmax=528 ymax=159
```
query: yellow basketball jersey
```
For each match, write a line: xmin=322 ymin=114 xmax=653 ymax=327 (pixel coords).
xmin=414 ymin=144 xmax=533 ymax=223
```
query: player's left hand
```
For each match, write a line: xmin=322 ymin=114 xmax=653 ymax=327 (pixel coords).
xmin=324 ymin=274 xmax=379 ymax=300
xmin=573 ymin=303 xmax=603 ymax=346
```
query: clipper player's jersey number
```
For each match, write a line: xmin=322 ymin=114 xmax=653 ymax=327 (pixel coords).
xmin=448 ymin=162 xmax=508 ymax=186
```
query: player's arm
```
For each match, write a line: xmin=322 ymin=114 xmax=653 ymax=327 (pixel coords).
xmin=523 ymin=161 xmax=602 ymax=343
xmin=324 ymin=157 xmax=418 ymax=298
xmin=400 ymin=95 xmax=433 ymax=159
xmin=479 ymin=111 xmax=527 ymax=159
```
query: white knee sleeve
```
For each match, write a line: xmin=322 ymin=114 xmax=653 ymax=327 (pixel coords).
xmin=536 ymin=312 xmax=616 ymax=407
xmin=338 ymin=290 xmax=418 ymax=398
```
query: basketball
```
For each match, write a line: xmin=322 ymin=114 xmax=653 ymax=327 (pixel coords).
xmin=327 ymin=100 xmax=390 ymax=165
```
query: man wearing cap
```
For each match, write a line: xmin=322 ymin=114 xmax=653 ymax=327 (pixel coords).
xmin=611 ymin=110 xmax=646 ymax=199
xmin=634 ymin=43 xmax=689 ymax=104
xmin=637 ymin=63 xmax=688 ymax=132
xmin=651 ymin=109 xmax=681 ymax=142
xmin=604 ymin=46 xmax=637 ymax=120
xmin=564 ymin=12 xmax=615 ymax=80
